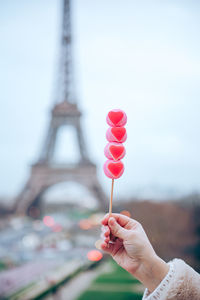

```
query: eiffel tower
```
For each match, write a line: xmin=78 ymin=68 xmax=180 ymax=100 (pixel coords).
xmin=15 ymin=0 xmax=106 ymax=216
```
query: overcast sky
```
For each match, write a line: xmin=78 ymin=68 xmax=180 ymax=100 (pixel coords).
xmin=0 ymin=0 xmax=200 ymax=202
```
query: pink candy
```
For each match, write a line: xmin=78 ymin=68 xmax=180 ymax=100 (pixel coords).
xmin=104 ymin=142 xmax=126 ymax=161
xmin=103 ymin=109 xmax=127 ymax=180
xmin=106 ymin=109 xmax=127 ymax=127
xmin=106 ymin=127 xmax=127 ymax=143
xmin=103 ymin=160 xmax=124 ymax=179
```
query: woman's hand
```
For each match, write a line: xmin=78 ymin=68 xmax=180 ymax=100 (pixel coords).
xmin=101 ymin=213 xmax=169 ymax=292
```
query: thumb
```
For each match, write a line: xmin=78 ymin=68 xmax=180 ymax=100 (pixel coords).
xmin=108 ymin=217 xmax=128 ymax=239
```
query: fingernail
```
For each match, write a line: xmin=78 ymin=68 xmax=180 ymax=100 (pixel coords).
xmin=109 ymin=217 xmax=115 ymax=225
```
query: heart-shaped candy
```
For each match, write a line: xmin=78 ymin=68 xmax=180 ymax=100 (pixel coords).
xmin=106 ymin=109 xmax=127 ymax=127
xmin=103 ymin=160 xmax=124 ymax=179
xmin=104 ymin=142 xmax=126 ymax=161
xmin=106 ymin=127 xmax=127 ymax=143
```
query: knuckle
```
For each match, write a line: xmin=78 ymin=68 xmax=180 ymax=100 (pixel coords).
xmin=128 ymin=231 xmax=136 ymax=240
xmin=113 ymin=226 xmax=120 ymax=236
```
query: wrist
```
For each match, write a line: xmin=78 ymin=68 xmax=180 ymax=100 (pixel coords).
xmin=133 ymin=254 xmax=169 ymax=293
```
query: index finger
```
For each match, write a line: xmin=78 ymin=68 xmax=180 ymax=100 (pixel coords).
xmin=101 ymin=213 xmax=136 ymax=228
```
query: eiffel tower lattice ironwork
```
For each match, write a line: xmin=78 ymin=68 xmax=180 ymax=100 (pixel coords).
xmin=15 ymin=0 xmax=106 ymax=215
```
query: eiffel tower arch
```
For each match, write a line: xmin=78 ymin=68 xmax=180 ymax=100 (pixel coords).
xmin=15 ymin=0 xmax=106 ymax=215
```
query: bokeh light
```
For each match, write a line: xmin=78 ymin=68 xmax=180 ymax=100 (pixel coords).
xmin=43 ymin=216 xmax=55 ymax=227
xmin=22 ymin=233 xmax=40 ymax=249
xmin=87 ymin=250 xmax=103 ymax=261
xmin=120 ymin=210 xmax=131 ymax=218
xmin=79 ymin=219 xmax=92 ymax=230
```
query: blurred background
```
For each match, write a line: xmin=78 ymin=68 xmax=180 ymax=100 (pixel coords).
xmin=0 ymin=0 xmax=200 ymax=299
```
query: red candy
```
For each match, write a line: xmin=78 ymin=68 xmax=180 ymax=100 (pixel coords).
xmin=104 ymin=109 xmax=127 ymax=180
xmin=106 ymin=127 xmax=127 ymax=143
xmin=104 ymin=142 xmax=126 ymax=161
xmin=103 ymin=160 xmax=124 ymax=179
xmin=106 ymin=109 xmax=127 ymax=127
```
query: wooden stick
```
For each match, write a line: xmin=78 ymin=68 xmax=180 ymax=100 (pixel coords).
xmin=109 ymin=179 xmax=114 ymax=216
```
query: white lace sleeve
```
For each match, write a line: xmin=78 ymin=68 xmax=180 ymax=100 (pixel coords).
xmin=142 ymin=262 xmax=175 ymax=300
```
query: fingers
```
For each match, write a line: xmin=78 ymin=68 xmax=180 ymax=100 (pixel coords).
xmin=100 ymin=225 xmax=114 ymax=254
xmin=100 ymin=241 xmax=114 ymax=254
xmin=101 ymin=225 xmax=110 ymax=237
xmin=101 ymin=215 xmax=130 ymax=240
xmin=102 ymin=213 xmax=137 ymax=229
xmin=100 ymin=224 xmax=125 ymax=256
xmin=100 ymin=233 xmax=110 ymax=243
xmin=101 ymin=225 xmax=110 ymax=243
xmin=108 ymin=217 xmax=128 ymax=239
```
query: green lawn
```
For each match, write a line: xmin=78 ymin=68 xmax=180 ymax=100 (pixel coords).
xmin=77 ymin=290 xmax=142 ymax=300
xmin=77 ymin=260 xmax=143 ymax=300
xmin=0 ymin=260 xmax=7 ymax=271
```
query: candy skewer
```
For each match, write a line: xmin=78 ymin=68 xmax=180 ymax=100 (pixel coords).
xmin=104 ymin=109 xmax=127 ymax=217
xmin=109 ymin=179 xmax=114 ymax=216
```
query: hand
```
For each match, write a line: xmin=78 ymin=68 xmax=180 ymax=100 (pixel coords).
xmin=101 ymin=213 xmax=169 ymax=292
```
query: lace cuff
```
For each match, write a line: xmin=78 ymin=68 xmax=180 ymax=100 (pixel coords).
xmin=142 ymin=262 xmax=175 ymax=300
